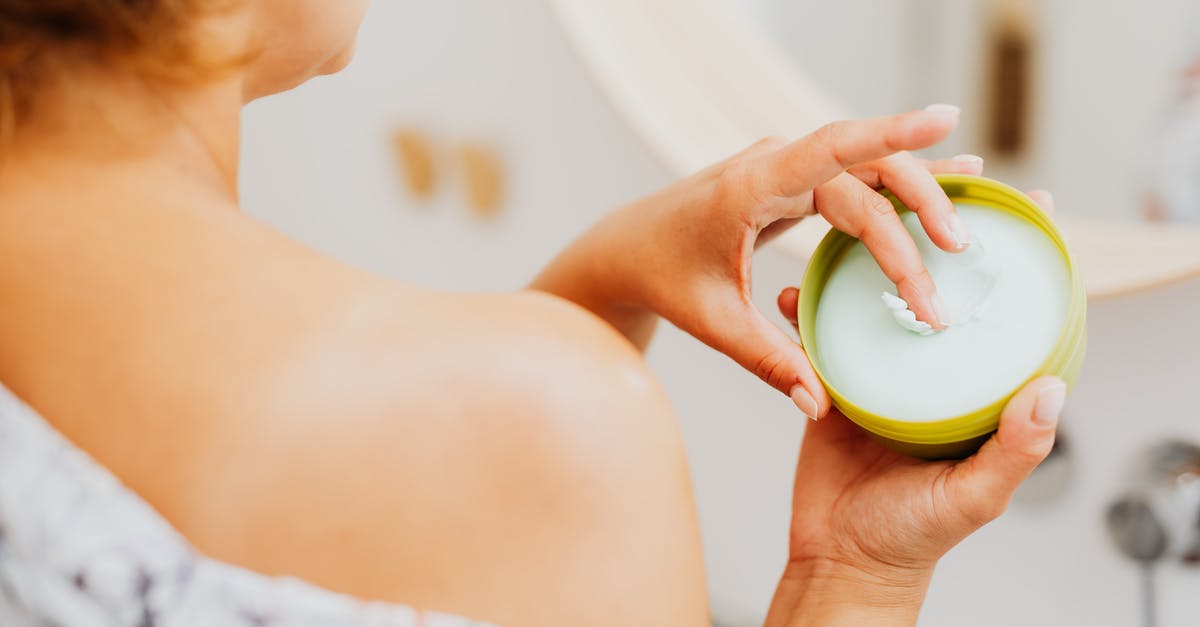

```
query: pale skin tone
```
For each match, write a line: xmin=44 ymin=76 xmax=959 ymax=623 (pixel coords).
xmin=0 ymin=2 xmax=1065 ymax=626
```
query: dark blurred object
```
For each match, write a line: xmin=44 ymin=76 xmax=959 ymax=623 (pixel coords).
xmin=1106 ymin=497 xmax=1169 ymax=565
xmin=1106 ymin=497 xmax=1165 ymax=627
xmin=986 ymin=0 xmax=1033 ymax=157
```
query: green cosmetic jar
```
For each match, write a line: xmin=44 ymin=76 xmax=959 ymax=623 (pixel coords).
xmin=796 ymin=174 xmax=1087 ymax=459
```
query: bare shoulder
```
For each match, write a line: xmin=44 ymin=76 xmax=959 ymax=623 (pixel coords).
xmin=391 ymin=288 xmax=660 ymax=395
xmin=228 ymin=283 xmax=677 ymax=470
xmin=167 ymin=285 xmax=703 ymax=626
xmin=251 ymin=283 xmax=664 ymax=414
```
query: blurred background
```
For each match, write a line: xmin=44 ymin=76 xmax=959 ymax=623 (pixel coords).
xmin=239 ymin=1 xmax=1200 ymax=625
xmin=736 ymin=0 xmax=1200 ymax=224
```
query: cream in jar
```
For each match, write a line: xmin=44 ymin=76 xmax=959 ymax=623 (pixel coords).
xmin=812 ymin=204 xmax=1071 ymax=423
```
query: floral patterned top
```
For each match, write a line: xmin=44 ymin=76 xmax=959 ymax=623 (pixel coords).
xmin=0 ymin=383 xmax=494 ymax=627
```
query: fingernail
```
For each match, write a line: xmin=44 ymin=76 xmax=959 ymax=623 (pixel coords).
xmin=931 ymin=293 xmax=951 ymax=328
xmin=1034 ymin=382 xmax=1067 ymax=426
xmin=924 ymin=103 xmax=961 ymax=116
xmin=790 ymin=384 xmax=820 ymax=421
xmin=952 ymin=153 xmax=984 ymax=165
xmin=946 ymin=212 xmax=972 ymax=251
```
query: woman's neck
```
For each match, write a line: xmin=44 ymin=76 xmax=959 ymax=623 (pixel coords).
xmin=0 ymin=69 xmax=247 ymax=205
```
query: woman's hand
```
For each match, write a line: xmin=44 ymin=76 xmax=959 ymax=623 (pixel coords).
xmin=533 ymin=106 xmax=982 ymax=418
xmin=765 ymin=375 xmax=1067 ymax=627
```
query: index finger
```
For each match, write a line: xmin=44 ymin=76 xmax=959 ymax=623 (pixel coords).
xmin=763 ymin=105 xmax=961 ymax=198
xmin=817 ymin=173 xmax=948 ymax=329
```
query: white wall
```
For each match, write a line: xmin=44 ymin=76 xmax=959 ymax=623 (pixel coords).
xmin=240 ymin=1 xmax=670 ymax=289
xmin=241 ymin=1 xmax=1200 ymax=625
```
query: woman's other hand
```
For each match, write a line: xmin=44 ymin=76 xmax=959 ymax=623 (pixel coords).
xmin=765 ymin=375 xmax=1067 ymax=627
xmin=533 ymin=106 xmax=983 ymax=418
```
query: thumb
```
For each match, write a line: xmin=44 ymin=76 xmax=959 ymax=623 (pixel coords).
xmin=945 ymin=376 xmax=1067 ymax=526
xmin=708 ymin=300 xmax=831 ymax=420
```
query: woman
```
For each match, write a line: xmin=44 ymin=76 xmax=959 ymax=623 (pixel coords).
xmin=0 ymin=2 xmax=1065 ymax=626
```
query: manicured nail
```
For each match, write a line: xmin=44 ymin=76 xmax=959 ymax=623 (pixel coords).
xmin=924 ymin=103 xmax=961 ymax=116
xmin=931 ymin=293 xmax=951 ymax=328
xmin=790 ymin=384 xmax=819 ymax=421
xmin=946 ymin=212 xmax=972 ymax=251
xmin=952 ymin=153 xmax=984 ymax=165
xmin=1034 ymin=382 xmax=1067 ymax=426
xmin=1030 ymin=189 xmax=1054 ymax=205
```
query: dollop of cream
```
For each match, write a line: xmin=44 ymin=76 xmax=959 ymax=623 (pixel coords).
xmin=880 ymin=292 xmax=935 ymax=336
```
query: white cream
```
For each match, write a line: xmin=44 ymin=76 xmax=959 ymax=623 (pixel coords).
xmin=813 ymin=204 xmax=1070 ymax=422
xmin=880 ymin=291 xmax=935 ymax=335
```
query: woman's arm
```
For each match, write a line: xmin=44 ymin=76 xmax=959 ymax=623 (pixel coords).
xmin=530 ymin=221 xmax=661 ymax=349
xmin=767 ymin=558 xmax=931 ymax=627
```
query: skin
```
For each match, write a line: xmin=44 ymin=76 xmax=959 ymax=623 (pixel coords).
xmin=0 ymin=2 xmax=1066 ymax=625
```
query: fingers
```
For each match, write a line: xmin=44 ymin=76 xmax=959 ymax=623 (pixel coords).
xmin=847 ymin=153 xmax=985 ymax=253
xmin=737 ymin=135 xmax=790 ymax=160
xmin=945 ymin=376 xmax=1067 ymax=526
xmin=1027 ymin=189 xmax=1055 ymax=216
xmin=923 ymin=154 xmax=986 ymax=177
xmin=777 ymin=287 xmax=799 ymax=326
xmin=709 ymin=302 xmax=831 ymax=420
xmin=815 ymin=173 xmax=948 ymax=329
xmin=848 ymin=153 xmax=984 ymax=188
xmin=772 ymin=287 xmax=830 ymax=422
xmin=763 ymin=105 xmax=960 ymax=199
xmin=872 ymin=154 xmax=970 ymax=252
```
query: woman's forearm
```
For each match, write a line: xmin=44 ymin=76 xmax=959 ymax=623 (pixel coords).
xmin=527 ymin=281 xmax=658 ymax=351
xmin=766 ymin=558 xmax=932 ymax=627
xmin=530 ymin=223 xmax=659 ymax=351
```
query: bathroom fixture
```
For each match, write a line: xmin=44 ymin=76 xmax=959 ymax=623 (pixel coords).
xmin=1105 ymin=440 xmax=1200 ymax=627
xmin=1106 ymin=496 xmax=1166 ymax=627
xmin=1132 ymin=440 xmax=1200 ymax=563
xmin=1105 ymin=440 xmax=1200 ymax=562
